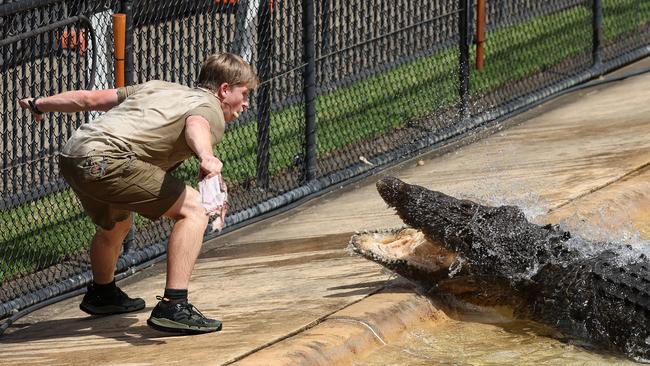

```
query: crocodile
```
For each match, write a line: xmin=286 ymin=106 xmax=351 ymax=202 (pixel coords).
xmin=350 ymin=176 xmax=650 ymax=362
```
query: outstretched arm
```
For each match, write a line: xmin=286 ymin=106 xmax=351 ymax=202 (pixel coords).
xmin=18 ymin=89 xmax=120 ymax=121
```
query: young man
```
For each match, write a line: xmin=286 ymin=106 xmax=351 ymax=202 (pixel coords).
xmin=19 ymin=53 xmax=258 ymax=334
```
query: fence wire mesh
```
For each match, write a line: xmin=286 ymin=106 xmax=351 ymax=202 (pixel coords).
xmin=1 ymin=0 xmax=120 ymax=312
xmin=602 ymin=0 xmax=650 ymax=62
xmin=472 ymin=0 xmax=594 ymax=114
xmin=1 ymin=0 xmax=649 ymax=328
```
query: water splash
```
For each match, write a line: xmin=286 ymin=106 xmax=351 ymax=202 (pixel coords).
xmin=371 ymin=177 xmax=650 ymax=361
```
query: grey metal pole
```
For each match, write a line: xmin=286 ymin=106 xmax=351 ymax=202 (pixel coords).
xmin=2 ymin=47 xmax=7 ymax=193
xmin=302 ymin=0 xmax=317 ymax=182
xmin=256 ymin=0 xmax=272 ymax=188
xmin=592 ymin=0 xmax=603 ymax=67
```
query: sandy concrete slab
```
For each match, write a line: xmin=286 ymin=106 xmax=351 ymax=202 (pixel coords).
xmin=233 ymin=290 xmax=448 ymax=366
xmin=546 ymin=167 xmax=650 ymax=241
xmin=0 ymin=234 xmax=393 ymax=365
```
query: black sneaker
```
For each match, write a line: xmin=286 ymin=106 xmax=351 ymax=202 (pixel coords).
xmin=79 ymin=283 xmax=145 ymax=315
xmin=147 ymin=296 xmax=222 ymax=334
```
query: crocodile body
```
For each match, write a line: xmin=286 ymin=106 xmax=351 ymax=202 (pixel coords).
xmin=366 ymin=176 xmax=650 ymax=361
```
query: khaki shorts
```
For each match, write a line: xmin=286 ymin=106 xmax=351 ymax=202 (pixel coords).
xmin=59 ymin=154 xmax=186 ymax=230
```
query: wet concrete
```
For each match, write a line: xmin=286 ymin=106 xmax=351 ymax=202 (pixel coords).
xmin=1 ymin=57 xmax=649 ymax=365
xmin=546 ymin=169 xmax=650 ymax=241
xmin=0 ymin=233 xmax=394 ymax=365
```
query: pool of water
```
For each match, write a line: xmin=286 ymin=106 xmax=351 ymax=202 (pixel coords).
xmin=353 ymin=303 xmax=640 ymax=365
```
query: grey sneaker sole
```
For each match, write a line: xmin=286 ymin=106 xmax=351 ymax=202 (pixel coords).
xmin=80 ymin=301 xmax=145 ymax=316
xmin=147 ymin=317 xmax=222 ymax=334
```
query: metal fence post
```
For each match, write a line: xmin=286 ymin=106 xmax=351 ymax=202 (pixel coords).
xmin=458 ymin=0 xmax=471 ymax=120
xmin=475 ymin=0 xmax=486 ymax=71
xmin=2 ymin=53 xmax=7 ymax=193
xmin=592 ymin=0 xmax=603 ymax=67
xmin=121 ymin=0 xmax=134 ymax=85
xmin=120 ymin=0 xmax=135 ymax=254
xmin=302 ymin=0 xmax=317 ymax=182
xmin=256 ymin=0 xmax=272 ymax=189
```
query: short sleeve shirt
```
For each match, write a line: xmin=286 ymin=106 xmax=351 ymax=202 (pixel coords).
xmin=61 ymin=80 xmax=225 ymax=171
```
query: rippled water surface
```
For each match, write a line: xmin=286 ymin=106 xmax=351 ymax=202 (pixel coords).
xmin=353 ymin=314 xmax=640 ymax=365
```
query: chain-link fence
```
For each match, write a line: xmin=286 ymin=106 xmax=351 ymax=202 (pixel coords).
xmin=1 ymin=0 xmax=649 ymax=331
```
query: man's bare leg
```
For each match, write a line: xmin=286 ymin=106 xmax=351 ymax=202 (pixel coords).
xmin=90 ymin=215 xmax=133 ymax=284
xmin=147 ymin=186 xmax=221 ymax=334
xmin=163 ymin=186 xmax=209 ymax=289
xmin=81 ymin=214 xmax=145 ymax=315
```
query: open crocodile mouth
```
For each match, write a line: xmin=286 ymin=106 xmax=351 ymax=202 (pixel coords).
xmin=349 ymin=227 xmax=523 ymax=310
xmin=349 ymin=227 xmax=457 ymax=275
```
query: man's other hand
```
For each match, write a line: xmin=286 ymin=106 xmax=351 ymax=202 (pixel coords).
xmin=19 ymin=97 xmax=44 ymax=122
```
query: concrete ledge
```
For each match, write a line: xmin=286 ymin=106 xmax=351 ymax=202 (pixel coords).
xmin=233 ymin=289 xmax=448 ymax=366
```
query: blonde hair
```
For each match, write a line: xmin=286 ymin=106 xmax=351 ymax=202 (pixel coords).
xmin=197 ymin=53 xmax=259 ymax=91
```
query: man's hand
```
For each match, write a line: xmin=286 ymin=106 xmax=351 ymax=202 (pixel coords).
xmin=198 ymin=173 xmax=229 ymax=232
xmin=198 ymin=155 xmax=223 ymax=179
xmin=19 ymin=97 xmax=44 ymax=122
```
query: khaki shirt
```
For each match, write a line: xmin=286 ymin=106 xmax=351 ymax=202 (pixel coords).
xmin=62 ymin=80 xmax=225 ymax=171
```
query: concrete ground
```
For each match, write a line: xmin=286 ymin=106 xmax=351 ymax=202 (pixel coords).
xmin=1 ymin=57 xmax=649 ymax=365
